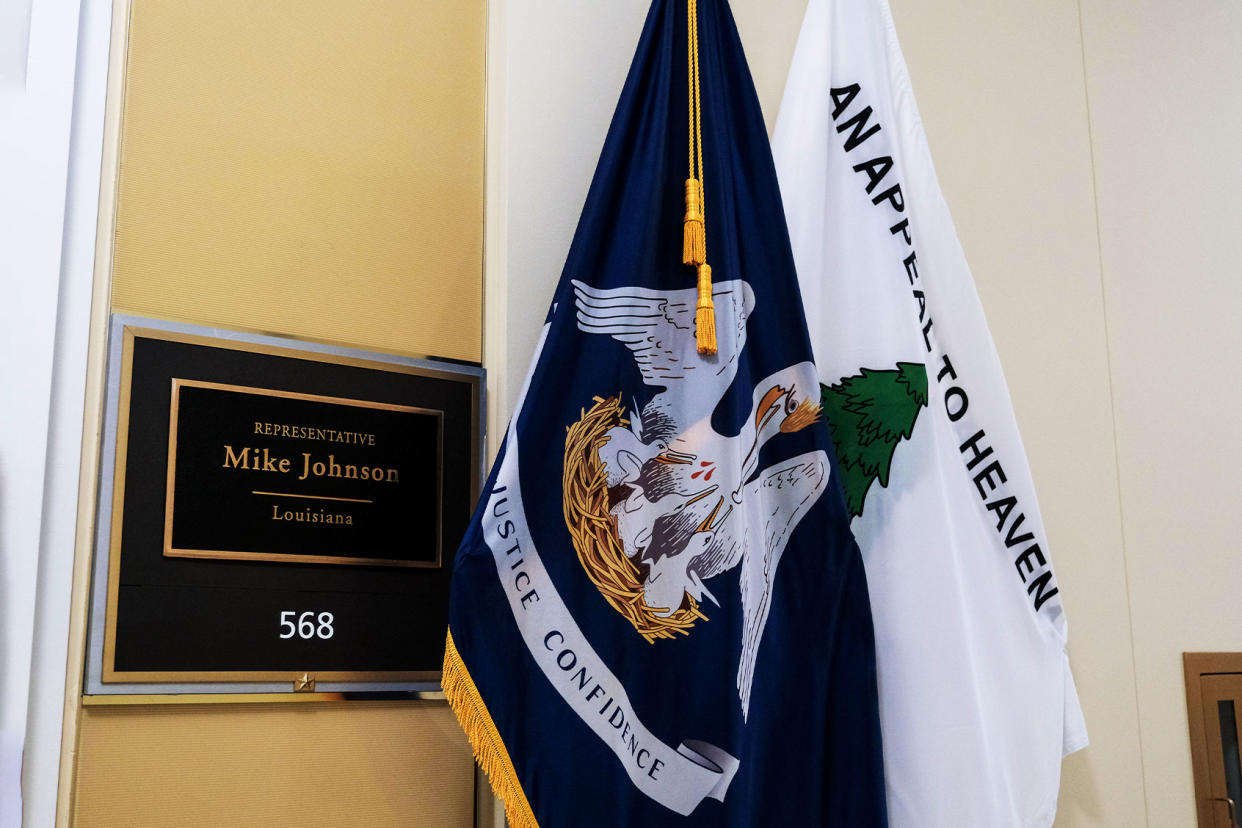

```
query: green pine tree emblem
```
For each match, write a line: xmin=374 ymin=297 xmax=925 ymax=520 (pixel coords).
xmin=820 ymin=362 xmax=929 ymax=518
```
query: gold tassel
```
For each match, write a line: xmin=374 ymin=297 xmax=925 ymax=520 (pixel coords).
xmin=683 ymin=178 xmax=706 ymax=265
xmin=442 ymin=631 xmax=541 ymax=828
xmin=686 ymin=0 xmax=714 ymax=357
xmin=695 ymin=263 xmax=717 ymax=355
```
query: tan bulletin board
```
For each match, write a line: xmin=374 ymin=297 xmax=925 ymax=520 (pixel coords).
xmin=107 ymin=0 xmax=485 ymax=363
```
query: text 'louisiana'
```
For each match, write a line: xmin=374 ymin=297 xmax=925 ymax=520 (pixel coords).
xmin=271 ymin=505 xmax=353 ymax=525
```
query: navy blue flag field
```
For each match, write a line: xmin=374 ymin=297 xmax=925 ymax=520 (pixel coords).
xmin=442 ymin=1 xmax=887 ymax=825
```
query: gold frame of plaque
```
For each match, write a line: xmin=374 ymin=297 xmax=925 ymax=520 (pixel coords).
xmin=161 ymin=377 xmax=445 ymax=569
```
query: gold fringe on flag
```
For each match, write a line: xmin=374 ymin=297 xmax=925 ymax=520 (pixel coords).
xmin=442 ymin=631 xmax=541 ymax=828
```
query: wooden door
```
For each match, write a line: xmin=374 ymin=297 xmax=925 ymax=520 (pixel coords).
xmin=1187 ymin=654 xmax=1242 ymax=828
xmin=1202 ymin=675 xmax=1242 ymax=828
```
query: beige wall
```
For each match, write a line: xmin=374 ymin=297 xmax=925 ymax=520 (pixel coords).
xmin=498 ymin=0 xmax=1242 ymax=825
xmin=1078 ymin=2 xmax=1242 ymax=824
xmin=110 ymin=0 xmax=485 ymax=363
xmin=899 ymin=1 xmax=1242 ymax=824
xmin=889 ymin=3 xmax=1144 ymax=824
xmin=73 ymin=702 xmax=473 ymax=828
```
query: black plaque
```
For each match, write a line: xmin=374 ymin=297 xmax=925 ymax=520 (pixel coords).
xmin=166 ymin=381 xmax=442 ymax=567
xmin=101 ymin=324 xmax=481 ymax=684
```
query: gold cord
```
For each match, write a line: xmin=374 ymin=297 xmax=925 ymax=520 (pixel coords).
xmin=690 ymin=0 xmax=704 ymax=190
xmin=684 ymin=0 xmax=716 ymax=354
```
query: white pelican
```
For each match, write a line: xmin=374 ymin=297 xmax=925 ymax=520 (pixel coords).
xmin=573 ymin=279 xmax=830 ymax=718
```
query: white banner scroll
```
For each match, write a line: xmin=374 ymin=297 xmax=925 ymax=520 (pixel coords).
xmin=482 ymin=427 xmax=739 ymax=816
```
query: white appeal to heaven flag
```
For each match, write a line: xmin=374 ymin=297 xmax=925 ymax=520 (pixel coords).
xmin=772 ymin=1 xmax=1088 ymax=826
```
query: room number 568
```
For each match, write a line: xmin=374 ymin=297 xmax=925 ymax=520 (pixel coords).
xmin=279 ymin=611 xmax=335 ymax=639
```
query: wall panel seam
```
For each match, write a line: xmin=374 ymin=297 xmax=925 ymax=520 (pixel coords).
xmin=1074 ymin=1 xmax=1150 ymax=823
xmin=483 ymin=0 xmax=509 ymax=465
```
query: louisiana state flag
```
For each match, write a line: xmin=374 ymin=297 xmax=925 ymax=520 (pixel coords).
xmin=443 ymin=1 xmax=887 ymax=825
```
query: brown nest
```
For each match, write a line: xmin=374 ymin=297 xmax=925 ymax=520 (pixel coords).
xmin=562 ymin=396 xmax=706 ymax=643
